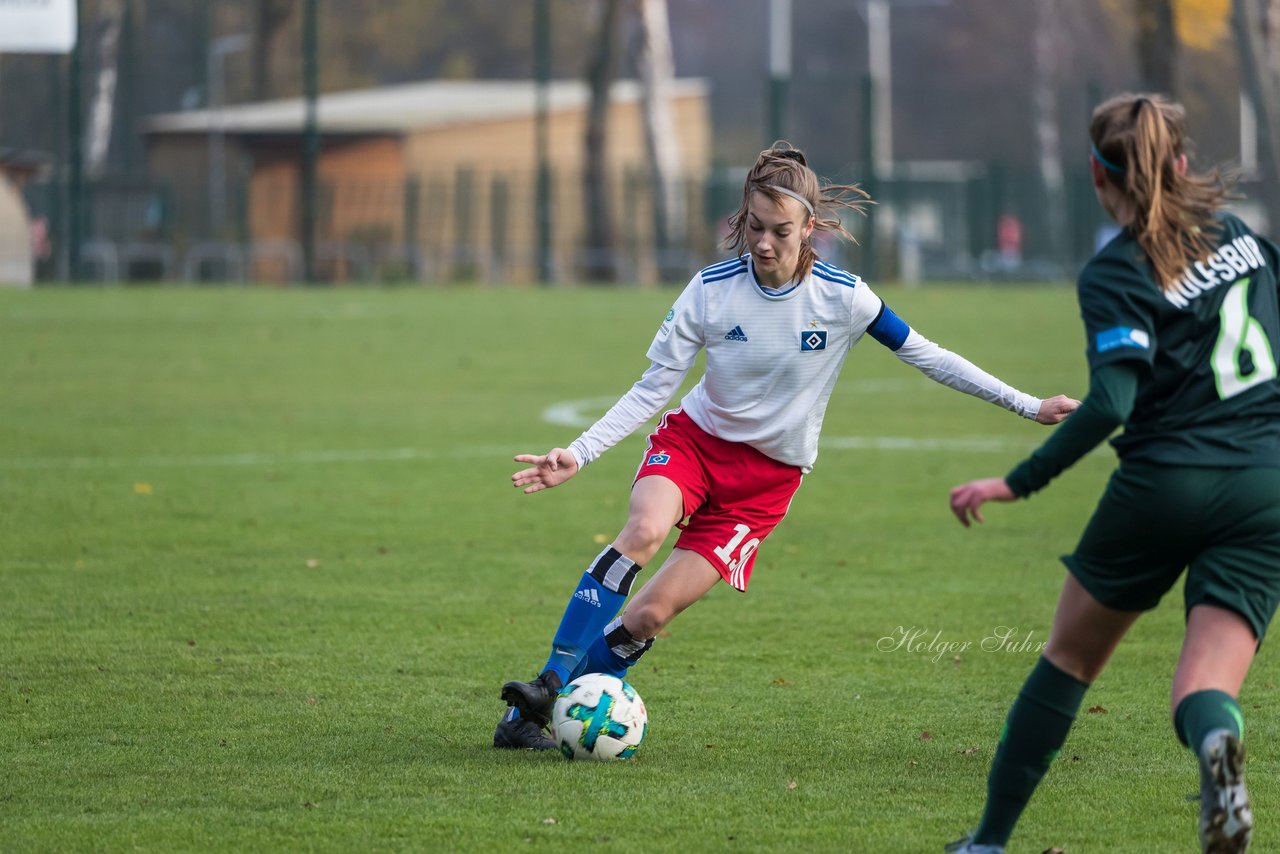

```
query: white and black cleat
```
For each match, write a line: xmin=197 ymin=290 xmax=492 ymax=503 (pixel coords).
xmin=1198 ymin=729 xmax=1253 ymax=853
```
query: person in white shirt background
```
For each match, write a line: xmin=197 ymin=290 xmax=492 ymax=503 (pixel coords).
xmin=494 ymin=142 xmax=1080 ymax=750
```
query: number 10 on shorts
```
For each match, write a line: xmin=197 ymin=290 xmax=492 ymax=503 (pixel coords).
xmin=714 ymin=523 xmax=760 ymax=589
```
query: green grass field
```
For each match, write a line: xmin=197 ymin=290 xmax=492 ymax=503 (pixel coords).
xmin=2 ymin=283 xmax=1276 ymax=853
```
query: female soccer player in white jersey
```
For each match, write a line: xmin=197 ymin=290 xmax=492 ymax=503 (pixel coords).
xmin=494 ymin=143 xmax=1080 ymax=750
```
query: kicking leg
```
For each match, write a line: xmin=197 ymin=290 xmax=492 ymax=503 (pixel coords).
xmin=497 ymin=477 xmax=681 ymax=748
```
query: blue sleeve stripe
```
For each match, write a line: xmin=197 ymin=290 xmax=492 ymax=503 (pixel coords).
xmin=702 ymin=261 xmax=747 ymax=284
xmin=701 ymin=257 xmax=746 ymax=277
xmin=701 ymin=257 xmax=747 ymax=284
xmin=868 ymin=303 xmax=910 ymax=351
xmin=812 ymin=261 xmax=860 ymax=288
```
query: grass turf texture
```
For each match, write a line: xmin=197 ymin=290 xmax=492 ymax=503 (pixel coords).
xmin=2 ymin=284 xmax=1276 ymax=852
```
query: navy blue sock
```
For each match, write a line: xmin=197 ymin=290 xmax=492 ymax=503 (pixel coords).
xmin=578 ymin=616 xmax=653 ymax=680
xmin=542 ymin=546 xmax=640 ymax=684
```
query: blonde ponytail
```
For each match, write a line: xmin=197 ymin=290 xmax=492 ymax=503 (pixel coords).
xmin=1090 ymin=93 xmax=1232 ymax=289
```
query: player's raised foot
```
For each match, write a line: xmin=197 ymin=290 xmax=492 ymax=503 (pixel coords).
xmin=943 ymin=834 xmax=1004 ymax=854
xmin=1199 ymin=729 xmax=1252 ymax=853
xmin=500 ymin=670 xmax=562 ymax=728
xmin=493 ymin=708 xmax=557 ymax=750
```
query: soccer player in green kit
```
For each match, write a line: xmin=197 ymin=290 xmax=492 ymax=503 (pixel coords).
xmin=946 ymin=93 xmax=1280 ymax=854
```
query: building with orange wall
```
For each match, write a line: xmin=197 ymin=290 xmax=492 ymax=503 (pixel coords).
xmin=143 ymin=78 xmax=711 ymax=283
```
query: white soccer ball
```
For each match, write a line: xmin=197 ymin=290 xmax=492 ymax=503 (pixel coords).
xmin=551 ymin=673 xmax=648 ymax=761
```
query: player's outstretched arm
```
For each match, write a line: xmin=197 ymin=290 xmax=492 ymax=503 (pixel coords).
xmin=882 ymin=322 xmax=1079 ymax=424
xmin=949 ymin=477 xmax=1016 ymax=527
xmin=511 ymin=448 xmax=580 ymax=494
xmin=1034 ymin=394 xmax=1080 ymax=425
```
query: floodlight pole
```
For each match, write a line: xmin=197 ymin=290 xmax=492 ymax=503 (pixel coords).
xmin=855 ymin=0 xmax=952 ymax=177
xmin=301 ymin=0 xmax=318 ymax=284
xmin=853 ymin=0 xmax=948 ymax=281
xmin=866 ymin=0 xmax=892 ymax=176
xmin=860 ymin=73 xmax=878 ymax=283
xmin=767 ymin=0 xmax=791 ymax=144
xmin=68 ymin=0 xmax=84 ymax=281
xmin=535 ymin=0 xmax=553 ymax=284
xmin=208 ymin=33 xmax=250 ymax=239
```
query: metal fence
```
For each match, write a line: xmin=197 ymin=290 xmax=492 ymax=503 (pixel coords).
xmin=18 ymin=159 xmax=1269 ymax=286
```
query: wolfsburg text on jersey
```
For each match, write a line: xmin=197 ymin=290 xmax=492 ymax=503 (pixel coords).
xmin=1165 ymin=234 xmax=1270 ymax=308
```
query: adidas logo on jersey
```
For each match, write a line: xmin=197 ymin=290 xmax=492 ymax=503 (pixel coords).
xmin=724 ymin=325 xmax=748 ymax=342
xmin=574 ymin=587 xmax=602 ymax=607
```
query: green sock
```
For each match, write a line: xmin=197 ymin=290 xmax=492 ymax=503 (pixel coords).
xmin=973 ymin=656 xmax=1089 ymax=846
xmin=1174 ymin=689 xmax=1243 ymax=751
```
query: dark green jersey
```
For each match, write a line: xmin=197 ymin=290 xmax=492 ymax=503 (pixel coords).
xmin=1078 ymin=212 xmax=1280 ymax=465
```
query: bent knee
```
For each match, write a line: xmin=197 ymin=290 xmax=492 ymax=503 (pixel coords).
xmin=614 ymin=519 xmax=671 ymax=563
xmin=1043 ymin=646 xmax=1105 ymax=684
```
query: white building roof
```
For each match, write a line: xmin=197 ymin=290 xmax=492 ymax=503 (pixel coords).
xmin=144 ymin=78 xmax=710 ymax=136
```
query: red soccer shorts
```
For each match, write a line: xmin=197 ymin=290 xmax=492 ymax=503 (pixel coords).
xmin=633 ymin=409 xmax=803 ymax=591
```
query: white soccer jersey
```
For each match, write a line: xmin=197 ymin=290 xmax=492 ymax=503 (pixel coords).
xmin=568 ymin=255 xmax=1042 ymax=473
xmin=649 ymin=255 xmax=880 ymax=468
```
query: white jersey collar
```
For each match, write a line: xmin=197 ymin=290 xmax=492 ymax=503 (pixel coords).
xmin=747 ymin=253 xmax=806 ymax=300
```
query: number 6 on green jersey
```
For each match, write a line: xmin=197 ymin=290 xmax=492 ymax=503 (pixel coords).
xmin=1212 ymin=278 xmax=1277 ymax=400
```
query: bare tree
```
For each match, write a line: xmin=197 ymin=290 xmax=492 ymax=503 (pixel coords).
xmin=631 ymin=0 xmax=684 ymax=283
xmin=582 ymin=0 xmax=623 ymax=282
xmin=252 ymin=0 xmax=294 ymax=101
xmin=1136 ymin=0 xmax=1178 ymax=93
xmin=1234 ymin=0 xmax=1280 ymax=230
xmin=1033 ymin=0 xmax=1065 ymax=262
xmin=86 ymin=0 xmax=126 ymax=179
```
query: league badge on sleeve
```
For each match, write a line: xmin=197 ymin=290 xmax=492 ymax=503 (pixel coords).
xmin=1095 ymin=326 xmax=1150 ymax=353
xmin=658 ymin=307 xmax=675 ymax=338
xmin=800 ymin=330 xmax=828 ymax=351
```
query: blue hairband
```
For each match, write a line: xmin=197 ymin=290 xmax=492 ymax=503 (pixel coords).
xmin=1091 ymin=142 xmax=1124 ymax=174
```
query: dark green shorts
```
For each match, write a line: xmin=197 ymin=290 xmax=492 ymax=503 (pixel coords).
xmin=1063 ymin=462 xmax=1280 ymax=642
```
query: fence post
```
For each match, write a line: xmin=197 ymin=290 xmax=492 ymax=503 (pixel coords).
xmin=860 ymin=72 xmax=878 ymax=283
xmin=68 ymin=3 xmax=84 ymax=282
xmin=300 ymin=0 xmax=319 ymax=283
xmin=490 ymin=175 xmax=509 ymax=282
xmin=403 ymin=175 xmax=420 ymax=267
xmin=454 ymin=166 xmax=475 ymax=280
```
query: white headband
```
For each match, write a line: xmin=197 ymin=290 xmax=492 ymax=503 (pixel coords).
xmin=763 ymin=184 xmax=814 ymax=215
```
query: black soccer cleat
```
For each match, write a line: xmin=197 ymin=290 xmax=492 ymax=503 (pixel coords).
xmin=500 ymin=670 xmax=563 ymax=728
xmin=493 ymin=708 xmax=557 ymax=751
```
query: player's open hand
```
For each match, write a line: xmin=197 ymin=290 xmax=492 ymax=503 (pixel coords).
xmin=1034 ymin=394 xmax=1080 ymax=425
xmin=949 ymin=477 xmax=1016 ymax=527
xmin=511 ymin=448 xmax=580 ymax=494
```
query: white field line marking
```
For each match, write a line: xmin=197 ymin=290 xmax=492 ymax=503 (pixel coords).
xmin=0 ymin=435 xmax=1034 ymax=473
xmin=2 ymin=380 xmax=1041 ymax=471
xmin=0 ymin=435 xmax=1037 ymax=472
xmin=821 ymin=436 xmax=1034 ymax=453
xmin=0 ymin=446 xmax=512 ymax=471
xmin=541 ymin=382 xmax=913 ymax=429
xmin=540 ymin=395 xmax=1037 ymax=455
xmin=543 ymin=397 xmax=621 ymax=427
